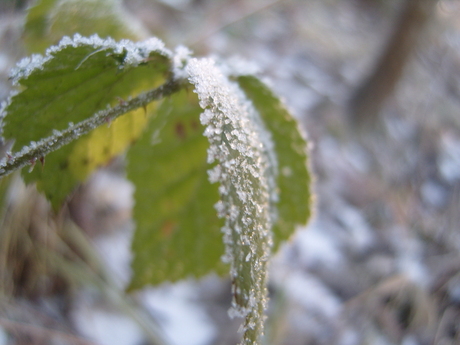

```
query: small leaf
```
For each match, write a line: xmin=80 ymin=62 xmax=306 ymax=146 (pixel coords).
xmin=237 ymin=75 xmax=312 ymax=250
xmin=1 ymin=35 xmax=171 ymax=207
xmin=24 ymin=0 xmax=146 ymax=53
xmin=127 ymin=88 xmax=226 ymax=289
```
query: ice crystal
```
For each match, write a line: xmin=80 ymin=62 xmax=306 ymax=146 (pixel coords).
xmin=187 ymin=57 xmax=276 ymax=344
xmin=172 ymin=45 xmax=192 ymax=80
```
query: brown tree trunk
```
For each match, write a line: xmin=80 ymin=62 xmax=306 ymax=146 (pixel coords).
xmin=348 ymin=0 xmax=437 ymax=127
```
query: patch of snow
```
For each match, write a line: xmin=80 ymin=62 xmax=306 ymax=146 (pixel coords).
xmin=337 ymin=328 xmax=360 ymax=345
xmin=0 ymin=327 xmax=7 ymax=345
xmin=333 ymin=202 xmax=374 ymax=254
xmin=397 ymin=254 xmax=429 ymax=288
xmin=272 ymin=270 xmax=342 ymax=319
xmin=390 ymin=227 xmax=430 ymax=288
xmin=384 ymin=116 xmax=417 ymax=142
xmin=401 ymin=335 xmax=420 ymax=345
xmin=93 ymin=229 xmax=133 ymax=289
xmin=343 ymin=143 xmax=371 ymax=173
xmin=420 ymin=180 xmax=448 ymax=208
xmin=72 ymin=302 xmax=145 ymax=345
xmin=294 ymin=220 xmax=343 ymax=269
xmin=218 ymin=56 xmax=261 ymax=77
xmin=439 ymin=131 xmax=460 ymax=183
xmin=447 ymin=273 xmax=460 ymax=303
xmin=141 ymin=282 xmax=216 ymax=345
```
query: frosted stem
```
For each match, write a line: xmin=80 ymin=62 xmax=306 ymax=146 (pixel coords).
xmin=0 ymin=78 xmax=183 ymax=178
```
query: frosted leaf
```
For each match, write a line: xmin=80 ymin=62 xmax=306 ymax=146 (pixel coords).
xmin=0 ymin=88 xmax=18 ymax=123
xmin=2 ymin=33 xmax=172 ymax=208
xmin=235 ymin=74 xmax=312 ymax=251
xmin=187 ymin=58 xmax=277 ymax=345
xmin=9 ymin=33 xmax=171 ymax=85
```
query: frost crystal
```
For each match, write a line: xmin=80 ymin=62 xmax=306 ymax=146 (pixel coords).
xmin=187 ymin=58 xmax=275 ymax=344
xmin=172 ymin=45 xmax=192 ymax=80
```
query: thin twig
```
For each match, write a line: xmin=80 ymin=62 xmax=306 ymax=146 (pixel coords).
xmin=0 ymin=78 xmax=183 ymax=178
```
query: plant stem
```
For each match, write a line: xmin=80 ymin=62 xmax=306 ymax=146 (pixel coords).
xmin=0 ymin=78 xmax=183 ymax=178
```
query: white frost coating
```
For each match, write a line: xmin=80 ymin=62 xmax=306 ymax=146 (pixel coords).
xmin=218 ymin=58 xmax=281 ymax=213
xmin=172 ymin=45 xmax=192 ymax=80
xmin=0 ymin=89 xmax=18 ymax=134
xmin=186 ymin=57 xmax=275 ymax=344
xmin=9 ymin=33 xmax=171 ymax=85
xmin=0 ymin=33 xmax=171 ymax=135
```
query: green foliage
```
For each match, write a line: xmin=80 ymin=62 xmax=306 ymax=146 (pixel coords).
xmin=127 ymin=88 xmax=226 ymax=289
xmin=186 ymin=58 xmax=274 ymax=344
xmin=0 ymin=4 xmax=313 ymax=341
xmin=2 ymin=37 xmax=170 ymax=207
xmin=237 ymin=76 xmax=312 ymax=250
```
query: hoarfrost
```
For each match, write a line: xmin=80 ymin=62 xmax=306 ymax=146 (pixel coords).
xmin=1 ymin=34 xmax=171 ymax=140
xmin=52 ymin=129 xmax=62 ymax=136
xmin=186 ymin=57 xmax=276 ymax=344
xmin=0 ymin=90 xmax=18 ymax=134
xmin=223 ymin=62 xmax=281 ymax=214
xmin=9 ymin=33 xmax=171 ymax=85
xmin=172 ymin=45 xmax=192 ymax=80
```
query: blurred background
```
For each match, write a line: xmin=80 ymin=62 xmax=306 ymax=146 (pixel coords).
xmin=1 ymin=0 xmax=460 ymax=344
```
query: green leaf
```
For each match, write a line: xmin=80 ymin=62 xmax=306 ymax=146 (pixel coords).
xmin=22 ymin=105 xmax=152 ymax=208
xmin=2 ymin=36 xmax=171 ymax=208
xmin=68 ymin=106 xmax=150 ymax=179
xmin=127 ymin=88 xmax=226 ymax=289
xmin=237 ymin=75 xmax=312 ymax=251
xmin=187 ymin=58 xmax=274 ymax=345
xmin=23 ymin=146 xmax=75 ymax=207
xmin=24 ymin=0 xmax=146 ymax=53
